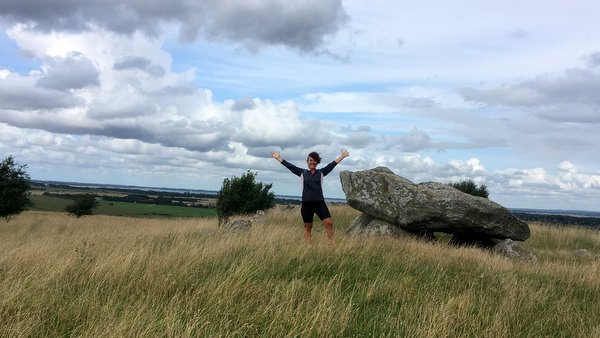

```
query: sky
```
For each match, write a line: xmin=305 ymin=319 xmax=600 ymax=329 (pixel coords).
xmin=1 ymin=0 xmax=600 ymax=211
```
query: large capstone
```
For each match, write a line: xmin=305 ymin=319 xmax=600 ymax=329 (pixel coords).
xmin=340 ymin=167 xmax=530 ymax=241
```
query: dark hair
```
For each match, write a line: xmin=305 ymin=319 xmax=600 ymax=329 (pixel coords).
xmin=307 ymin=152 xmax=321 ymax=164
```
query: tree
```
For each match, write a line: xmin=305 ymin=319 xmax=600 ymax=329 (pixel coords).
xmin=449 ymin=179 xmax=489 ymax=198
xmin=0 ymin=155 xmax=32 ymax=221
xmin=65 ymin=194 xmax=100 ymax=217
xmin=216 ymin=170 xmax=274 ymax=224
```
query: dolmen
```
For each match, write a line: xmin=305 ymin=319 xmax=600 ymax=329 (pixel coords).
xmin=340 ymin=167 xmax=536 ymax=261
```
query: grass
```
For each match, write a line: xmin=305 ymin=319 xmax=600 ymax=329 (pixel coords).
xmin=29 ymin=195 xmax=216 ymax=218
xmin=1 ymin=205 xmax=599 ymax=337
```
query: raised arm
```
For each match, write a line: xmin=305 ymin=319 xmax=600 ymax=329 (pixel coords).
xmin=335 ymin=149 xmax=350 ymax=164
xmin=272 ymin=151 xmax=303 ymax=176
xmin=271 ymin=151 xmax=283 ymax=163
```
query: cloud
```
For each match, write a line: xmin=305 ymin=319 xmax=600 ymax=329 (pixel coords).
xmin=0 ymin=28 xmax=340 ymax=159
xmin=383 ymin=128 xmax=432 ymax=152
xmin=37 ymin=52 xmax=100 ymax=90
xmin=460 ymin=66 xmax=600 ymax=123
xmin=586 ymin=51 xmax=600 ymax=68
xmin=113 ymin=56 xmax=165 ymax=77
xmin=0 ymin=72 xmax=82 ymax=110
xmin=299 ymin=91 xmax=438 ymax=113
xmin=231 ymin=96 xmax=256 ymax=111
xmin=450 ymin=61 xmax=600 ymax=167
xmin=0 ymin=0 xmax=349 ymax=53
xmin=230 ymin=99 xmax=332 ymax=148
xmin=338 ymin=125 xmax=375 ymax=149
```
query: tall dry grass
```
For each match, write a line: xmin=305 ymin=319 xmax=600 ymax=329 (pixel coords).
xmin=1 ymin=206 xmax=599 ymax=337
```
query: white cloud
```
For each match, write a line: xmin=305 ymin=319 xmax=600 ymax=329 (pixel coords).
xmin=0 ymin=27 xmax=342 ymax=157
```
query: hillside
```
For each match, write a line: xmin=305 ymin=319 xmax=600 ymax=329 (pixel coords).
xmin=1 ymin=206 xmax=599 ymax=337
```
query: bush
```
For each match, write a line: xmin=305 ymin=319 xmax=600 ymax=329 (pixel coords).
xmin=216 ymin=171 xmax=274 ymax=224
xmin=66 ymin=194 xmax=100 ymax=217
xmin=0 ymin=155 xmax=32 ymax=221
xmin=449 ymin=179 xmax=489 ymax=198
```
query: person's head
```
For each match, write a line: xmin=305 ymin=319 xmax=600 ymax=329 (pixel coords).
xmin=306 ymin=151 xmax=321 ymax=169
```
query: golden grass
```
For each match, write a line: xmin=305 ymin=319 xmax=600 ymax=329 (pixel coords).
xmin=1 ymin=206 xmax=599 ymax=337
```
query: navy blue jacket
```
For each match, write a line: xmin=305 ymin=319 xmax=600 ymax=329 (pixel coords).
xmin=281 ymin=159 xmax=338 ymax=201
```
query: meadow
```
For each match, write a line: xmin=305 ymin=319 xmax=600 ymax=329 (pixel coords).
xmin=29 ymin=195 xmax=217 ymax=218
xmin=1 ymin=205 xmax=599 ymax=337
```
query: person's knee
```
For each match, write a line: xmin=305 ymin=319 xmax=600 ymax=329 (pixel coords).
xmin=323 ymin=218 xmax=333 ymax=227
xmin=304 ymin=223 xmax=313 ymax=230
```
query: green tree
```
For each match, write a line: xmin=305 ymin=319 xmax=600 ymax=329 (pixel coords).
xmin=449 ymin=179 xmax=489 ymax=198
xmin=0 ymin=155 xmax=32 ymax=221
xmin=216 ymin=170 xmax=274 ymax=224
xmin=65 ymin=194 xmax=100 ymax=218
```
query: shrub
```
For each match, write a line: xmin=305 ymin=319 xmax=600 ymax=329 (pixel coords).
xmin=216 ymin=170 xmax=274 ymax=224
xmin=0 ymin=155 xmax=32 ymax=221
xmin=66 ymin=194 xmax=100 ymax=217
xmin=449 ymin=179 xmax=489 ymax=198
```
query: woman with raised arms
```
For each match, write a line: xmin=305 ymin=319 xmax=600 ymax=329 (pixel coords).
xmin=271 ymin=149 xmax=350 ymax=241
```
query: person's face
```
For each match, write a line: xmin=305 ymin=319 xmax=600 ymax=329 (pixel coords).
xmin=307 ymin=156 xmax=318 ymax=170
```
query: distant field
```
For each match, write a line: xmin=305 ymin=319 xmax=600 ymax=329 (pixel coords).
xmin=29 ymin=195 xmax=72 ymax=211
xmin=29 ymin=195 xmax=216 ymax=218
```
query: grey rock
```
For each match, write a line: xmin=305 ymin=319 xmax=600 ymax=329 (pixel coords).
xmin=491 ymin=239 xmax=538 ymax=262
xmin=253 ymin=210 xmax=266 ymax=224
xmin=346 ymin=213 xmax=414 ymax=238
xmin=340 ymin=166 xmax=530 ymax=241
xmin=573 ymin=249 xmax=592 ymax=258
xmin=224 ymin=219 xmax=252 ymax=232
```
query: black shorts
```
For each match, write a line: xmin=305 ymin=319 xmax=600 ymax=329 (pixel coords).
xmin=300 ymin=200 xmax=331 ymax=223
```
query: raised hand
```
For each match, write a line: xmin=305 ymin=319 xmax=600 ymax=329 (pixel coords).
xmin=336 ymin=149 xmax=349 ymax=163
xmin=271 ymin=151 xmax=283 ymax=162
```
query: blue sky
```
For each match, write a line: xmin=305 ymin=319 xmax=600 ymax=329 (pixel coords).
xmin=1 ymin=0 xmax=600 ymax=211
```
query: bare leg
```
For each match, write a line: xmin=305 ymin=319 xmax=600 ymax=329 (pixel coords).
xmin=323 ymin=218 xmax=334 ymax=240
xmin=304 ymin=223 xmax=313 ymax=242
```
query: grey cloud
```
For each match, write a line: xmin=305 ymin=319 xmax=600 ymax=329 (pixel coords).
xmin=156 ymin=132 xmax=230 ymax=153
xmin=0 ymin=75 xmax=81 ymax=110
xmin=0 ymin=111 xmax=232 ymax=153
xmin=246 ymin=147 xmax=274 ymax=158
xmin=113 ymin=56 xmax=166 ymax=77
xmin=345 ymin=131 xmax=374 ymax=149
xmin=460 ymin=86 xmax=545 ymax=107
xmin=86 ymin=100 xmax=154 ymax=119
xmin=340 ymin=125 xmax=371 ymax=132
xmin=36 ymin=52 xmax=100 ymax=90
xmin=461 ymin=68 xmax=600 ymax=108
xmin=537 ymin=104 xmax=600 ymax=123
xmin=461 ymin=66 xmax=600 ymax=124
xmin=340 ymin=125 xmax=375 ymax=149
xmin=587 ymin=51 xmax=600 ymax=68
xmin=153 ymin=84 xmax=197 ymax=96
xmin=93 ymin=125 xmax=156 ymax=141
xmin=232 ymin=97 xmax=256 ymax=111
xmin=113 ymin=56 xmax=152 ymax=70
xmin=95 ymin=119 xmax=233 ymax=153
xmin=384 ymin=128 xmax=431 ymax=152
xmin=200 ymin=0 xmax=349 ymax=53
xmin=404 ymin=97 xmax=437 ymax=109
xmin=0 ymin=0 xmax=348 ymax=53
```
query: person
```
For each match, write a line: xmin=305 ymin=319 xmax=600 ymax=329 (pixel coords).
xmin=271 ymin=149 xmax=350 ymax=241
